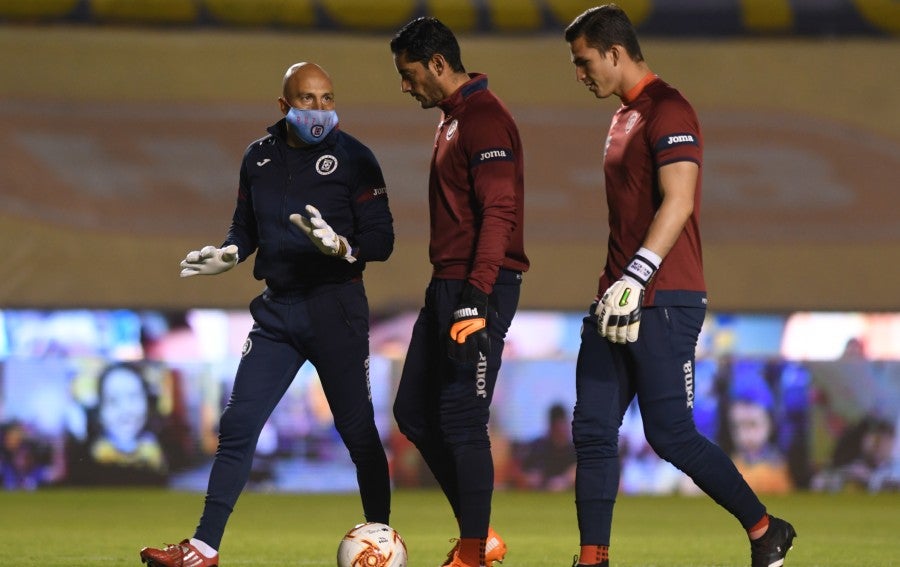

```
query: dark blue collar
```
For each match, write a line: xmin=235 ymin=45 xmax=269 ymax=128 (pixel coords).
xmin=438 ymin=73 xmax=488 ymax=115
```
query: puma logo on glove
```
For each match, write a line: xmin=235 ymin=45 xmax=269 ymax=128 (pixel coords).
xmin=448 ymin=284 xmax=491 ymax=363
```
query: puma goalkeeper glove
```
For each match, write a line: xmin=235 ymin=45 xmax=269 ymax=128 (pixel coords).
xmin=448 ymin=283 xmax=491 ymax=364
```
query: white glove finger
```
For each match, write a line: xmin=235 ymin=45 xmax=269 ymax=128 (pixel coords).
xmin=219 ymin=244 xmax=239 ymax=263
xmin=180 ymin=267 xmax=200 ymax=278
xmin=299 ymin=222 xmax=314 ymax=237
xmin=180 ymin=259 xmax=203 ymax=270
xmin=597 ymin=306 xmax=611 ymax=338
xmin=321 ymin=239 xmax=338 ymax=251
xmin=614 ymin=319 xmax=628 ymax=344
xmin=314 ymin=229 xmax=337 ymax=246
xmin=608 ymin=314 xmax=623 ymax=344
xmin=304 ymin=204 xmax=322 ymax=220
xmin=626 ymin=320 xmax=640 ymax=343
xmin=625 ymin=307 xmax=642 ymax=342
xmin=603 ymin=317 xmax=614 ymax=343
xmin=604 ymin=313 xmax=617 ymax=342
xmin=289 ymin=213 xmax=309 ymax=227
xmin=199 ymin=245 xmax=218 ymax=259
xmin=310 ymin=217 xmax=328 ymax=229
xmin=184 ymin=250 xmax=202 ymax=263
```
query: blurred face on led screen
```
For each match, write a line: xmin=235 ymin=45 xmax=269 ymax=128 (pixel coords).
xmin=99 ymin=367 xmax=148 ymax=449
xmin=729 ymin=400 xmax=772 ymax=454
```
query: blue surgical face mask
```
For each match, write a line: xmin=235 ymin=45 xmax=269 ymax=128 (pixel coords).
xmin=285 ymin=107 xmax=338 ymax=145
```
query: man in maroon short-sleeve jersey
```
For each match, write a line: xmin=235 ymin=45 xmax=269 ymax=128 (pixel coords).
xmin=564 ymin=5 xmax=796 ymax=567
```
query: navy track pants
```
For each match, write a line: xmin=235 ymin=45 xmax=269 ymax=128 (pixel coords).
xmin=194 ymin=281 xmax=390 ymax=549
xmin=573 ymin=305 xmax=766 ymax=545
xmin=393 ymin=271 xmax=521 ymax=538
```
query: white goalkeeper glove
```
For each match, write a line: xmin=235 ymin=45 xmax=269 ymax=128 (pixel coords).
xmin=289 ymin=204 xmax=356 ymax=263
xmin=597 ymin=247 xmax=660 ymax=343
xmin=179 ymin=245 xmax=239 ymax=278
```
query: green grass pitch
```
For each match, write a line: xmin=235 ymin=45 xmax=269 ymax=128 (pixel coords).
xmin=1 ymin=488 xmax=897 ymax=566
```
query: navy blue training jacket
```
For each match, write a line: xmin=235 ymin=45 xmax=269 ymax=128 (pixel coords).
xmin=224 ymin=119 xmax=394 ymax=292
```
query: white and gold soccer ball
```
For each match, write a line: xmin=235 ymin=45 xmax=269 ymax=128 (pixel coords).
xmin=337 ymin=522 xmax=407 ymax=567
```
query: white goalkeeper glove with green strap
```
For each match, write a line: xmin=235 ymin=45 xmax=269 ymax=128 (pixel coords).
xmin=289 ymin=205 xmax=356 ymax=263
xmin=179 ymin=245 xmax=239 ymax=278
xmin=597 ymin=247 xmax=661 ymax=343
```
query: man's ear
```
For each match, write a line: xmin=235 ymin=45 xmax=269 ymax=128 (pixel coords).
xmin=277 ymin=97 xmax=290 ymax=115
xmin=430 ymin=53 xmax=447 ymax=76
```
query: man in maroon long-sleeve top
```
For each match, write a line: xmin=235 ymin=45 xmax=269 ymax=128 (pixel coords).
xmin=390 ymin=16 xmax=528 ymax=567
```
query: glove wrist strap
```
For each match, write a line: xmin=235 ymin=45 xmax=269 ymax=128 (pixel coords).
xmin=624 ymin=247 xmax=661 ymax=288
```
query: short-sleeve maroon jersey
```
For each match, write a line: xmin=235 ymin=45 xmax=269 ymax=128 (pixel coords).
xmin=430 ymin=73 xmax=529 ymax=294
xmin=598 ymin=76 xmax=707 ymax=307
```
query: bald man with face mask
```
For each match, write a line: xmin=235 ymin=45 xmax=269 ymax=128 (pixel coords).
xmin=140 ymin=62 xmax=395 ymax=567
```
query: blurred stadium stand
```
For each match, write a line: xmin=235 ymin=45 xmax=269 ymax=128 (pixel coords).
xmin=1 ymin=0 xmax=898 ymax=36
xmin=1 ymin=0 xmax=898 ymax=311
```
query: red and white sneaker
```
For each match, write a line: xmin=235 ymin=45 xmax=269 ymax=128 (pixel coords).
xmin=440 ymin=527 xmax=508 ymax=567
xmin=140 ymin=539 xmax=218 ymax=567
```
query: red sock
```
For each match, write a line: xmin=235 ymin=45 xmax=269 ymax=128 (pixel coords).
xmin=579 ymin=545 xmax=609 ymax=565
xmin=458 ymin=537 xmax=486 ymax=566
xmin=748 ymin=514 xmax=770 ymax=540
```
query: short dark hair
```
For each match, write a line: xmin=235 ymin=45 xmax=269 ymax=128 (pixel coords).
xmin=564 ymin=4 xmax=644 ymax=62
xmin=390 ymin=17 xmax=466 ymax=73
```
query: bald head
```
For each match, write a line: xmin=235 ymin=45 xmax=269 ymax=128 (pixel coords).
xmin=279 ymin=62 xmax=335 ymax=114
xmin=282 ymin=62 xmax=330 ymax=97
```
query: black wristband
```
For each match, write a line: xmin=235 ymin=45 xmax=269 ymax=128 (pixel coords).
xmin=624 ymin=253 xmax=659 ymax=287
